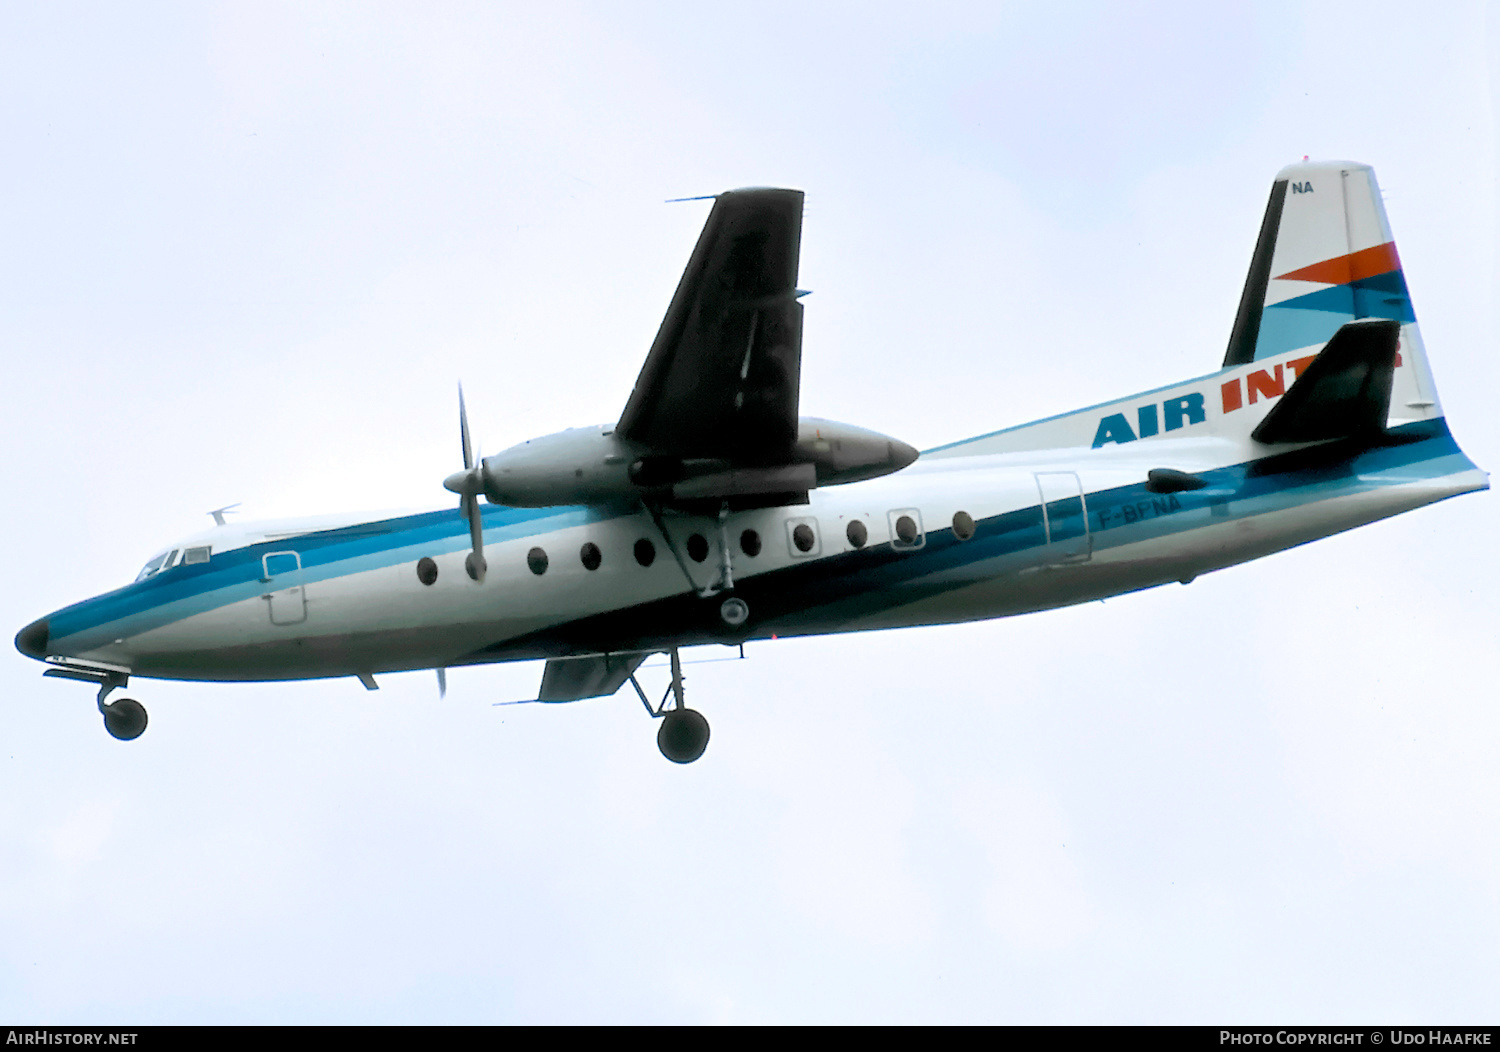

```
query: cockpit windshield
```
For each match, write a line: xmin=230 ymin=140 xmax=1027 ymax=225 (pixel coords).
xmin=135 ymin=552 xmax=171 ymax=582
xmin=134 ymin=544 xmax=211 ymax=583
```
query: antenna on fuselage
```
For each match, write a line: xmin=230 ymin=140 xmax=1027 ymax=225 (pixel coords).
xmin=207 ymin=503 xmax=241 ymax=527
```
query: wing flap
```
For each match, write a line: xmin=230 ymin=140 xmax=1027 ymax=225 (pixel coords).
xmin=537 ymin=652 xmax=650 ymax=703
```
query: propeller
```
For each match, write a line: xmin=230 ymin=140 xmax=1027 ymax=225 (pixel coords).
xmin=443 ymin=384 xmax=488 ymax=582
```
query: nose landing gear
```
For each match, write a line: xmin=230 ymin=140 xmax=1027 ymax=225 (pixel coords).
xmin=44 ymin=668 xmax=150 ymax=740
xmin=95 ymin=674 xmax=148 ymax=740
xmin=630 ymin=648 xmax=710 ymax=764
xmin=102 ymin=697 xmax=148 ymax=740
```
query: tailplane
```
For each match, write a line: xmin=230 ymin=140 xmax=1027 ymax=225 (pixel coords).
xmin=1250 ymin=317 xmax=1398 ymax=444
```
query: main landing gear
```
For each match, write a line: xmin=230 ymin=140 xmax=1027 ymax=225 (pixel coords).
xmin=629 ymin=648 xmax=710 ymax=764
xmin=642 ymin=500 xmax=754 ymax=643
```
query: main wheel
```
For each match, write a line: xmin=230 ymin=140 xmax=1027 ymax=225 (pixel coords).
xmin=102 ymin=698 xmax=148 ymax=741
xmin=657 ymin=708 xmax=710 ymax=764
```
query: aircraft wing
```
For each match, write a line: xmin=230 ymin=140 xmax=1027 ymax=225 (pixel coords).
xmin=615 ymin=188 xmax=805 ymax=467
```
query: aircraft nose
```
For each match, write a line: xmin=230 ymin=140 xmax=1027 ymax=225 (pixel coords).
xmin=15 ymin=617 xmax=49 ymax=660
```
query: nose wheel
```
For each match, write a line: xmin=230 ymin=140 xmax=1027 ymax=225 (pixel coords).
xmin=102 ymin=697 xmax=148 ymax=740
xmin=630 ymin=647 xmax=710 ymax=764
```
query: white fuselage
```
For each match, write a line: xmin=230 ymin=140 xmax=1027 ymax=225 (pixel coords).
xmin=31 ymin=408 xmax=1483 ymax=685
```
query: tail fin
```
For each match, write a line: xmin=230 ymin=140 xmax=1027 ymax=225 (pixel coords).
xmin=1223 ymin=161 xmax=1440 ymax=426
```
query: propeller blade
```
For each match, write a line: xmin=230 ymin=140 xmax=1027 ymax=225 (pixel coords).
xmin=445 ymin=387 xmax=486 ymax=496
xmin=463 ymin=494 xmax=484 ymax=553
xmin=448 ymin=384 xmax=488 ymax=582
xmin=462 ymin=492 xmax=487 ymax=581
xmin=459 ymin=383 xmax=474 ymax=471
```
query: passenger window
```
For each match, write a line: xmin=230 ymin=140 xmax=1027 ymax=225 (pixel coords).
xmin=888 ymin=508 xmax=925 ymax=550
xmin=634 ymin=538 xmax=656 ymax=567
xmin=416 ymin=557 xmax=438 ymax=585
xmin=740 ymin=529 xmax=761 ymax=557
xmin=527 ymin=547 xmax=549 ymax=575
xmin=786 ymin=517 xmax=820 ymax=557
xmin=846 ymin=520 xmax=868 ymax=549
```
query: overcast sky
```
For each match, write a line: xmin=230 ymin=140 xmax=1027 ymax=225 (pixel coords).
xmin=2 ymin=1 xmax=1496 ymax=1024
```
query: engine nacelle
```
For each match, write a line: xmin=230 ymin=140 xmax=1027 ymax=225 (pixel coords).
xmin=480 ymin=426 xmax=641 ymax=507
xmin=793 ymin=417 xmax=919 ymax=487
xmin=478 ymin=418 xmax=918 ymax=508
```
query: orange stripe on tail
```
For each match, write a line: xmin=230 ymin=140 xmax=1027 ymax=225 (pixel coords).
xmin=1274 ymin=242 xmax=1401 ymax=285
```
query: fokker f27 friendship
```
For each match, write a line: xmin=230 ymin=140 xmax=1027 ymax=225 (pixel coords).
xmin=16 ymin=161 xmax=1486 ymax=762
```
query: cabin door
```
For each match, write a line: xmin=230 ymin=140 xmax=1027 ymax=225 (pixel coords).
xmin=1034 ymin=472 xmax=1091 ymax=564
xmin=262 ymin=551 xmax=307 ymax=625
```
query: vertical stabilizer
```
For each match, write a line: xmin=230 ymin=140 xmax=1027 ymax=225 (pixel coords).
xmin=1223 ymin=161 xmax=1440 ymax=426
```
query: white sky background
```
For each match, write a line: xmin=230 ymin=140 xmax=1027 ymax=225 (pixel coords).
xmin=1 ymin=0 xmax=1496 ymax=1024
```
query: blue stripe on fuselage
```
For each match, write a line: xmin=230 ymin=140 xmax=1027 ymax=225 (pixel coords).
xmin=474 ymin=418 xmax=1475 ymax=659
xmin=45 ymin=503 xmax=613 ymax=649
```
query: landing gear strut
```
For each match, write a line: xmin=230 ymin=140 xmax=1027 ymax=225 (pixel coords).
xmin=630 ymin=648 xmax=709 ymax=764
xmin=645 ymin=501 xmax=741 ymax=600
xmin=642 ymin=501 xmax=751 ymax=639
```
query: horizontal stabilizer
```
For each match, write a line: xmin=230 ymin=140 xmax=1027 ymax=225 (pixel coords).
xmin=537 ymin=652 xmax=650 ymax=703
xmin=1251 ymin=318 xmax=1399 ymax=445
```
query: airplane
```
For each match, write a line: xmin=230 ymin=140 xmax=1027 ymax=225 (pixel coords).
xmin=15 ymin=160 xmax=1487 ymax=764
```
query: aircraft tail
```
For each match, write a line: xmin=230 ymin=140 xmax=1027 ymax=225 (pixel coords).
xmin=924 ymin=160 xmax=1463 ymax=460
xmin=1222 ymin=160 xmax=1441 ymax=428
